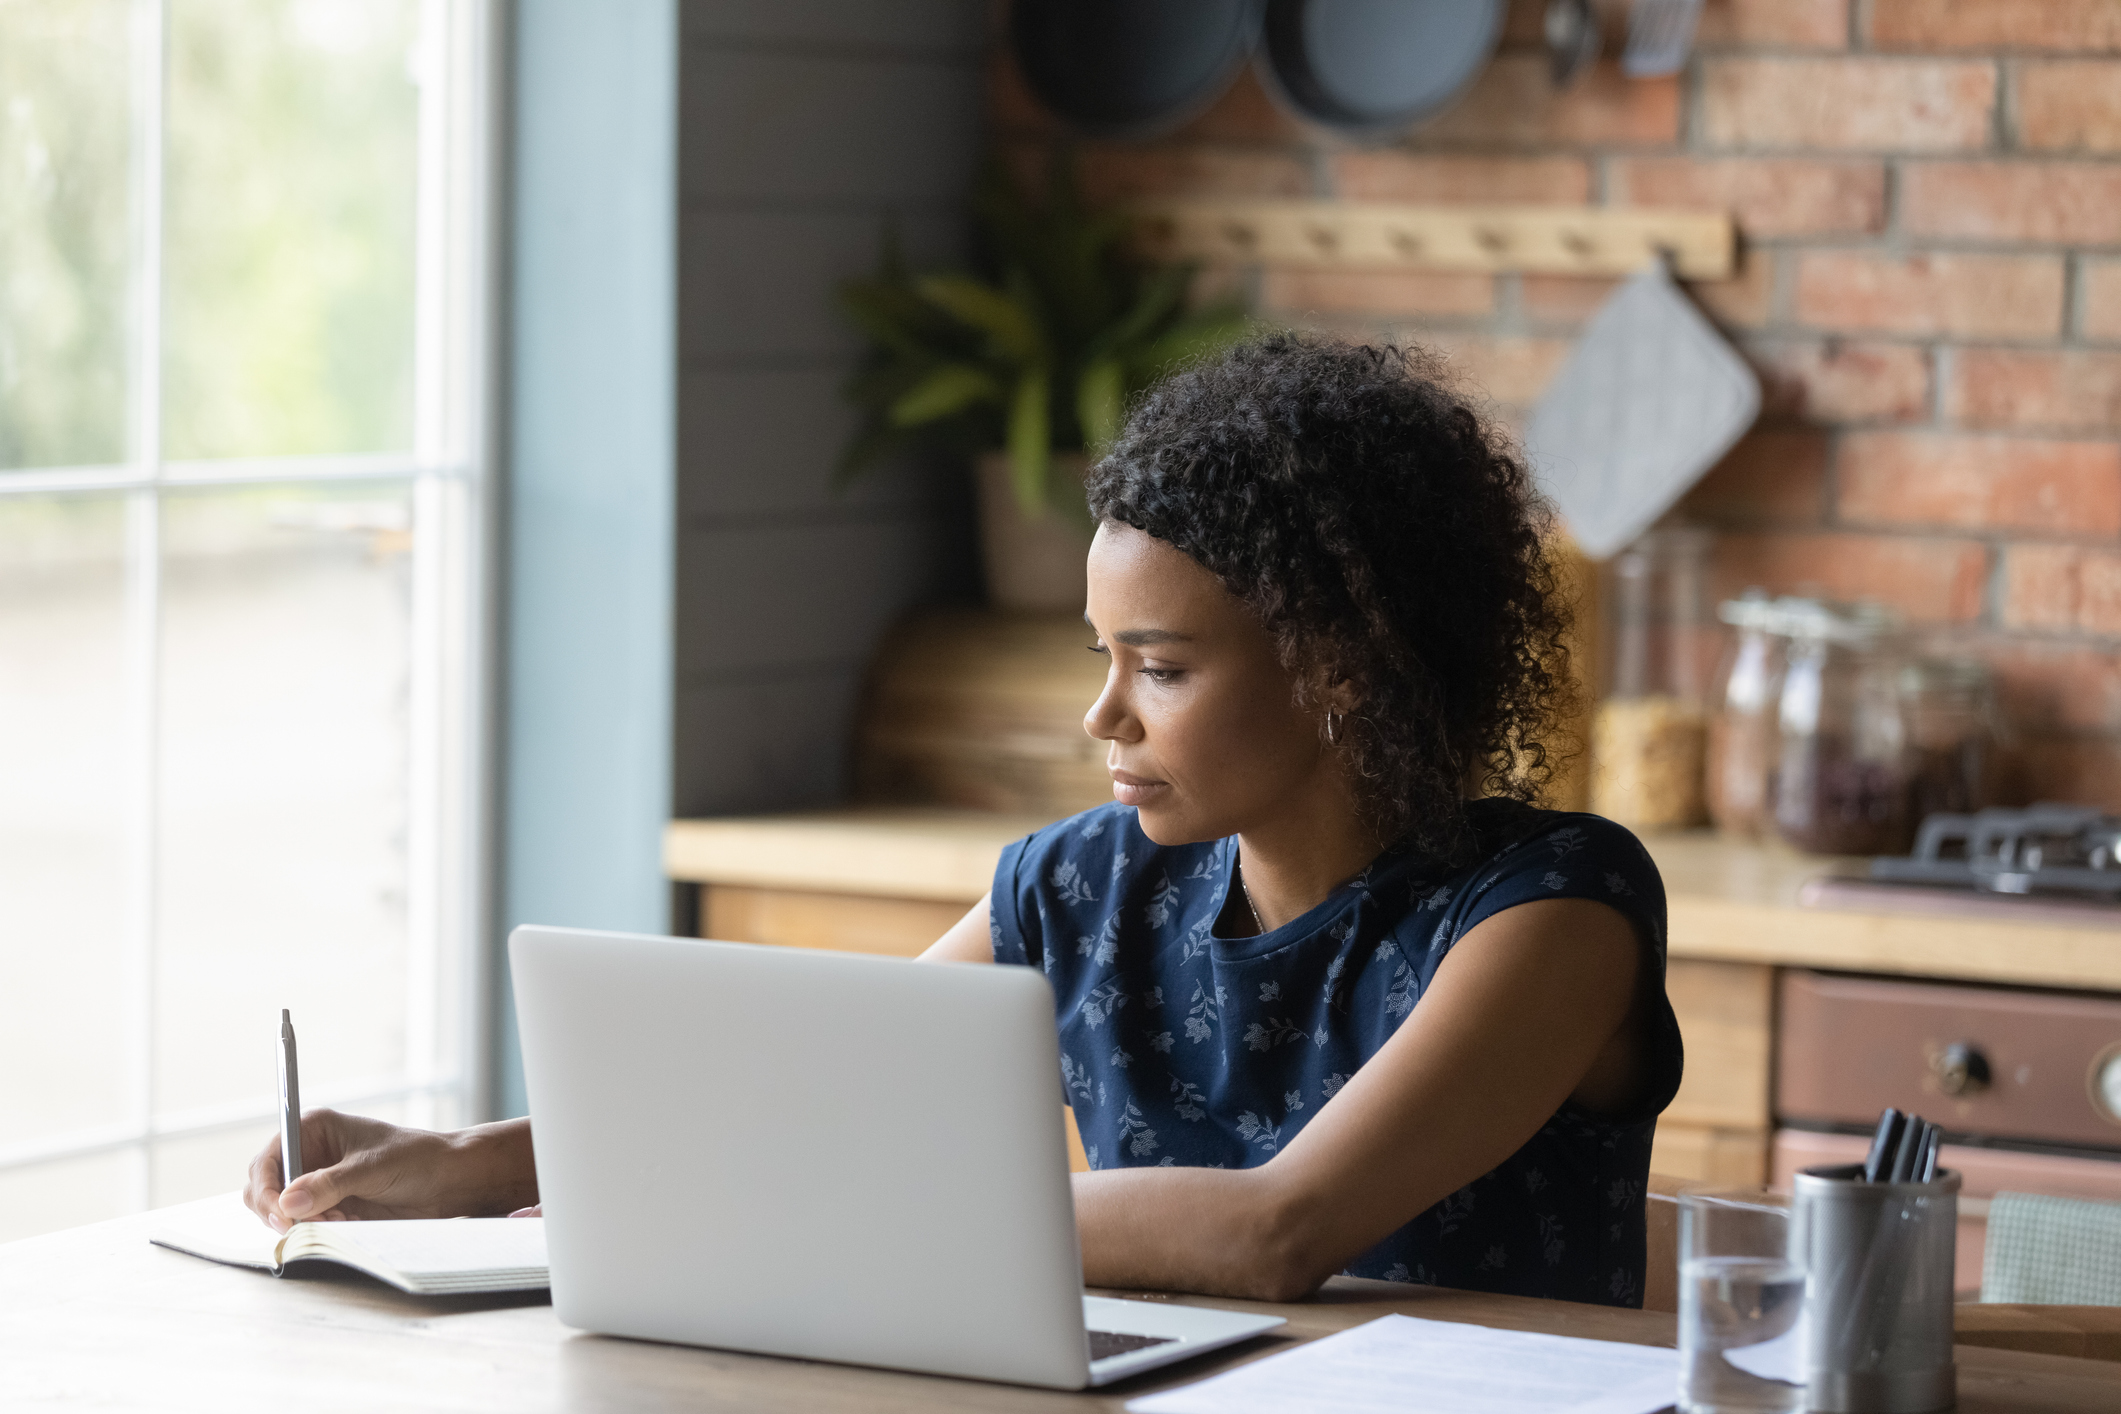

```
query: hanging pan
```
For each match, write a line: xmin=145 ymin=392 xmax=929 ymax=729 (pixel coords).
xmin=1259 ymin=0 xmax=1505 ymax=136
xmin=1009 ymin=0 xmax=1265 ymax=140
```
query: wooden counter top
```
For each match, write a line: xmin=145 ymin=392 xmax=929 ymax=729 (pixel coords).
xmin=665 ymin=809 xmax=2121 ymax=992
xmin=665 ymin=808 xmax=1050 ymax=903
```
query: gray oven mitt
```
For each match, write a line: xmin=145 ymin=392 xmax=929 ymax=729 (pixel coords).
xmin=1522 ymin=261 xmax=1759 ymax=559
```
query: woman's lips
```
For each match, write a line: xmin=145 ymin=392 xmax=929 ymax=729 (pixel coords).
xmin=1109 ymin=769 xmax=1167 ymax=807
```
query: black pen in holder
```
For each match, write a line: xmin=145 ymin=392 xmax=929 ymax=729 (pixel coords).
xmin=1794 ymin=1164 xmax=1959 ymax=1414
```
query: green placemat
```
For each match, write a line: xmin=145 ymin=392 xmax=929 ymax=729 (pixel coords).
xmin=1982 ymin=1191 xmax=2121 ymax=1306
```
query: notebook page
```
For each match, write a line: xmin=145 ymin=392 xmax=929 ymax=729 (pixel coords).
xmin=148 ymin=1192 xmax=285 ymax=1271
xmin=294 ymin=1216 xmax=547 ymax=1281
xmin=149 ymin=1192 xmax=547 ymax=1291
xmin=1126 ymin=1314 xmax=1678 ymax=1414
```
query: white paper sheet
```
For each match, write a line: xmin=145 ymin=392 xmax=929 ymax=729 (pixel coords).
xmin=1126 ymin=1314 xmax=1678 ymax=1414
xmin=1722 ymin=1319 xmax=1804 ymax=1384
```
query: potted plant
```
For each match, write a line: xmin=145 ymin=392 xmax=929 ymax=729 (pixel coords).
xmin=836 ymin=157 xmax=1247 ymax=610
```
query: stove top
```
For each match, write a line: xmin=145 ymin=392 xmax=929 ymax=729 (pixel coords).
xmin=1870 ymin=804 xmax=2121 ymax=898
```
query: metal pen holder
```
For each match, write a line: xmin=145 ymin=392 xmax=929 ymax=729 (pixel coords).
xmin=1794 ymin=1164 xmax=1959 ymax=1413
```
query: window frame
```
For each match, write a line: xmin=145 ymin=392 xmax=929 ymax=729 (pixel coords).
xmin=0 ymin=0 xmax=502 ymax=1199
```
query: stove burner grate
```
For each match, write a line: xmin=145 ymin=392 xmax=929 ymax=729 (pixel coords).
xmin=1869 ymin=804 xmax=2121 ymax=897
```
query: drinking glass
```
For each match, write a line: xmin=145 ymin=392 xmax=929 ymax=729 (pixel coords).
xmin=1679 ymin=1189 xmax=1807 ymax=1414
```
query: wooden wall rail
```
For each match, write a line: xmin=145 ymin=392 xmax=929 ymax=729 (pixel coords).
xmin=1129 ymin=200 xmax=1735 ymax=280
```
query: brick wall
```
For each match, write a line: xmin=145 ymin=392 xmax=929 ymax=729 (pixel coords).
xmin=990 ymin=0 xmax=2121 ymax=810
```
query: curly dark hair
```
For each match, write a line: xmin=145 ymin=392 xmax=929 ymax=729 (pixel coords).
xmin=1085 ymin=333 xmax=1576 ymax=862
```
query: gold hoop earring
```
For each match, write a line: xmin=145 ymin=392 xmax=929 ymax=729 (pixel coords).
xmin=1325 ymin=710 xmax=1344 ymax=747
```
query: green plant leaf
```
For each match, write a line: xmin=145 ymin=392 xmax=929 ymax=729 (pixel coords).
xmin=915 ymin=274 xmax=1044 ymax=364
xmin=974 ymin=155 xmax=1120 ymax=345
xmin=837 ymin=278 xmax=961 ymax=361
xmin=1134 ymin=307 xmax=1251 ymax=381
xmin=1002 ymin=263 xmax=1062 ymax=371
xmin=834 ymin=420 xmax=914 ymax=487
xmin=888 ymin=362 xmax=1004 ymax=426
xmin=841 ymin=357 xmax=927 ymax=413
xmin=833 ymin=152 xmax=1257 ymax=489
xmin=1076 ymin=357 xmax=1124 ymax=454
xmin=1084 ymin=262 xmax=1191 ymax=363
xmin=1007 ymin=365 xmax=1051 ymax=518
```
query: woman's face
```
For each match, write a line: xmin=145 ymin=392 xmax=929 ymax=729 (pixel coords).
xmin=1083 ymin=521 xmax=1343 ymax=846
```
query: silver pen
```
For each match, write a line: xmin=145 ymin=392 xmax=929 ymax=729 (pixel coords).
xmin=278 ymin=1009 xmax=304 ymax=1189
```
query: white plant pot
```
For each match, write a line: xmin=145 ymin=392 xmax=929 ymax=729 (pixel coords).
xmin=975 ymin=451 xmax=1095 ymax=612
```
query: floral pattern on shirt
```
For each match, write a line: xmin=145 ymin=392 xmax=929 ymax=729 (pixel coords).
xmin=991 ymin=797 xmax=1683 ymax=1309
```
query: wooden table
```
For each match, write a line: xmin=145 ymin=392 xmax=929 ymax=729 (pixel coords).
xmin=7 ymin=1206 xmax=2121 ymax=1411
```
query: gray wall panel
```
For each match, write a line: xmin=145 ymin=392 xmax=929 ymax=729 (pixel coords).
xmin=680 ymin=0 xmax=984 ymax=55
xmin=680 ymin=47 xmax=981 ymax=205
xmin=672 ymin=0 xmax=983 ymax=822
xmin=678 ymin=367 xmax=953 ymax=522
xmin=672 ymin=669 xmax=864 ymax=818
xmin=675 ymin=517 xmax=959 ymax=682
xmin=678 ymin=209 xmax=961 ymax=362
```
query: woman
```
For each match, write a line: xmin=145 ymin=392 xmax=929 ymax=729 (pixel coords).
xmin=245 ymin=336 xmax=1682 ymax=1308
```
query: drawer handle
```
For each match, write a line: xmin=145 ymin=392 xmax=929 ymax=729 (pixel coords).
xmin=1934 ymin=1042 xmax=1992 ymax=1097
xmin=2093 ymin=1046 xmax=2121 ymax=1124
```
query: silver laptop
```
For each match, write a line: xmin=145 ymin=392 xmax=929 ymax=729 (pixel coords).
xmin=510 ymin=925 xmax=1284 ymax=1389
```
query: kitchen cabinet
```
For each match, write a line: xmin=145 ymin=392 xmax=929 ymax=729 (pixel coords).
xmin=1657 ymin=958 xmax=1774 ymax=1183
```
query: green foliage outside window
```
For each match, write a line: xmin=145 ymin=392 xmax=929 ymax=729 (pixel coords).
xmin=0 ymin=0 xmax=130 ymax=471
xmin=0 ymin=0 xmax=418 ymax=473
xmin=163 ymin=0 xmax=418 ymax=461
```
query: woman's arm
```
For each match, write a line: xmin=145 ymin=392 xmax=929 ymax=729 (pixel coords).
xmin=919 ymin=893 xmax=997 ymax=963
xmin=244 ymin=1110 xmax=539 ymax=1231
xmin=1071 ymin=897 xmax=1644 ymax=1301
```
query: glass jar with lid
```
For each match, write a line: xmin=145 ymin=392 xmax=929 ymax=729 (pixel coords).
xmin=1591 ymin=527 xmax=1714 ymax=830
xmin=1705 ymin=590 xmax=1788 ymax=838
xmin=1771 ymin=601 xmax=1912 ymax=855
xmin=1903 ymin=656 xmax=2003 ymax=822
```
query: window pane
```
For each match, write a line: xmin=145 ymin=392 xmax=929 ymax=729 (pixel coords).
xmin=147 ymin=1095 xmax=415 ymax=1209
xmin=155 ymin=484 xmax=413 ymax=1118
xmin=162 ymin=0 xmax=420 ymax=460
xmin=0 ymin=495 xmax=132 ymax=1146
xmin=0 ymin=1150 xmax=136 ymax=1244
xmin=0 ymin=0 xmax=132 ymax=471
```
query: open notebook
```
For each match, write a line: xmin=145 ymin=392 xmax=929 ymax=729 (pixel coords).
xmin=149 ymin=1192 xmax=547 ymax=1295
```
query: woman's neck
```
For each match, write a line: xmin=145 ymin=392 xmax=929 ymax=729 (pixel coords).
xmin=1233 ymin=786 xmax=1385 ymax=933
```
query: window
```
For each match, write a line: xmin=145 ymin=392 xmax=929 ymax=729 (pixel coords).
xmin=0 ymin=0 xmax=495 ymax=1240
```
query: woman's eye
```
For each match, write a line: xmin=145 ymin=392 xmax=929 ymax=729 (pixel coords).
xmin=1086 ymin=642 xmax=1177 ymax=683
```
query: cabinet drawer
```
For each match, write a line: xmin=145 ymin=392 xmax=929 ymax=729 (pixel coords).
xmin=1652 ymin=1123 xmax=1770 ymax=1185
xmin=1776 ymin=970 xmax=2121 ymax=1148
xmin=1664 ymin=960 xmax=1773 ymax=1130
xmin=700 ymin=885 xmax=966 ymax=957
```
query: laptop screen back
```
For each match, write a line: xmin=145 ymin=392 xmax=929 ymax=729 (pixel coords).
xmin=511 ymin=926 xmax=1092 ymax=1388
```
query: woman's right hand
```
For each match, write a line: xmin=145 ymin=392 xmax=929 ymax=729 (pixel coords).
xmin=241 ymin=1110 xmax=537 ymax=1232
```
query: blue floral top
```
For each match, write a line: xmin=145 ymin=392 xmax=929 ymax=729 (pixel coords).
xmin=990 ymin=797 xmax=1683 ymax=1308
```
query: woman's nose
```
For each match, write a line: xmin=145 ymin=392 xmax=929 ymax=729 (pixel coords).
xmin=1083 ymin=669 xmax=1132 ymax=743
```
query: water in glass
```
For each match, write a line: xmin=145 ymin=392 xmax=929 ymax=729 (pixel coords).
xmin=1680 ymin=1255 xmax=1806 ymax=1414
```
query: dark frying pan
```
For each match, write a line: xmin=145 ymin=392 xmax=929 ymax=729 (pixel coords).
xmin=1260 ymin=0 xmax=1505 ymax=135
xmin=1009 ymin=0 xmax=1265 ymax=140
